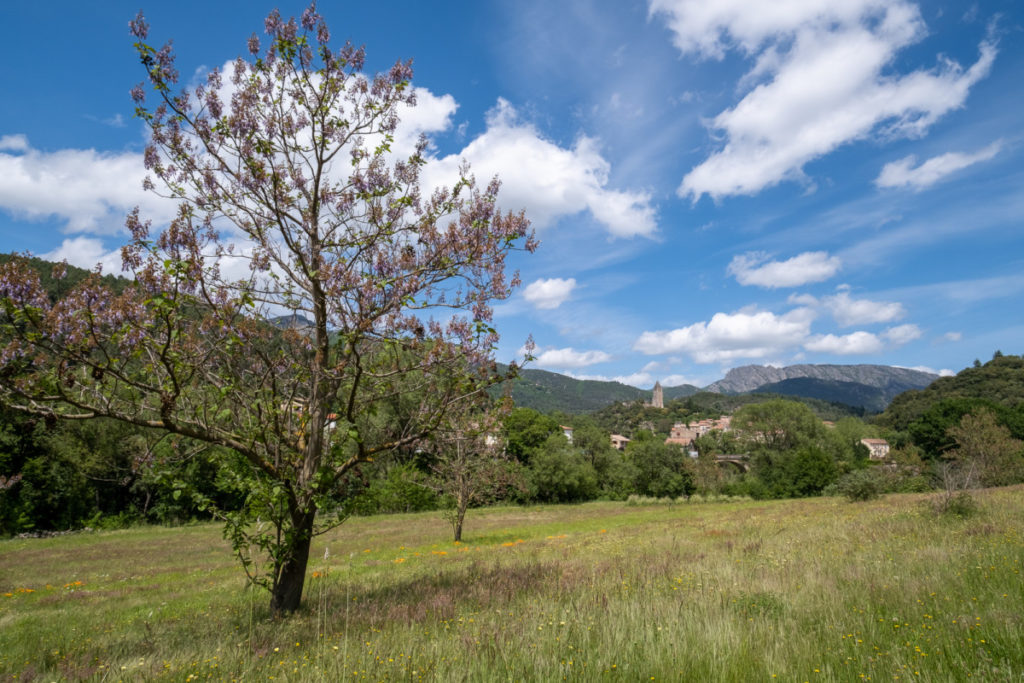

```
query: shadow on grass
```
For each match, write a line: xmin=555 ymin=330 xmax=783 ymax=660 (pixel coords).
xmin=338 ymin=559 xmax=556 ymax=628
xmin=230 ymin=558 xmax=571 ymax=636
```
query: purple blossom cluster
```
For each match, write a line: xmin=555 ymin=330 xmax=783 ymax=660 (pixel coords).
xmin=0 ymin=261 xmax=48 ymax=311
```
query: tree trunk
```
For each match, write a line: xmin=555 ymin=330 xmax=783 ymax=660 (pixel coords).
xmin=269 ymin=509 xmax=315 ymax=615
xmin=453 ymin=489 xmax=468 ymax=543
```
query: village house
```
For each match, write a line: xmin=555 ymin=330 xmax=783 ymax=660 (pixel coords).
xmin=860 ymin=438 xmax=890 ymax=460
xmin=610 ymin=434 xmax=630 ymax=451
xmin=664 ymin=416 xmax=732 ymax=448
xmin=560 ymin=425 xmax=574 ymax=444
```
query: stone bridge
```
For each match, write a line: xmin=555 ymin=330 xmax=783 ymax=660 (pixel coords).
xmin=713 ymin=454 xmax=750 ymax=472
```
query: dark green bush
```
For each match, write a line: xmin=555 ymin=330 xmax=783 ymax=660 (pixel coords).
xmin=834 ymin=468 xmax=882 ymax=502
xmin=347 ymin=464 xmax=440 ymax=516
xmin=528 ymin=436 xmax=599 ymax=503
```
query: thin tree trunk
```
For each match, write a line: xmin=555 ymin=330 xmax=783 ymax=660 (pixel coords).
xmin=454 ymin=489 xmax=468 ymax=543
xmin=453 ymin=511 xmax=464 ymax=542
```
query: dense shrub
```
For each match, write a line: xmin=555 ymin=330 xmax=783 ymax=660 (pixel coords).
xmin=932 ymin=491 xmax=977 ymax=517
xmin=753 ymin=445 xmax=838 ymax=498
xmin=891 ymin=474 xmax=933 ymax=493
xmin=346 ymin=464 xmax=440 ymax=516
xmin=720 ymin=475 xmax=771 ymax=500
xmin=528 ymin=436 xmax=599 ymax=503
xmin=833 ymin=468 xmax=883 ymax=501
xmin=628 ymin=440 xmax=695 ymax=499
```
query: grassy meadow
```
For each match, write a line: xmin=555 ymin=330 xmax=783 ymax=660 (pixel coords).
xmin=1 ymin=488 xmax=1022 ymax=681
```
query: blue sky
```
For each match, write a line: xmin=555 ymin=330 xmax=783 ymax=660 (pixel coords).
xmin=1 ymin=0 xmax=1022 ymax=388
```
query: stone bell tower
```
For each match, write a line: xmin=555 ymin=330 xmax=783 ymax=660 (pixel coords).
xmin=651 ymin=381 xmax=663 ymax=409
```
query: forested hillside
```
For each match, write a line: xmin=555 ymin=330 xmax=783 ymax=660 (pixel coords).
xmin=879 ymin=353 xmax=1024 ymax=431
xmin=493 ymin=365 xmax=699 ymax=414
xmin=753 ymin=377 xmax=895 ymax=413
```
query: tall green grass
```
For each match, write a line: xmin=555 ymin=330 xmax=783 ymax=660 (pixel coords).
xmin=2 ymin=487 xmax=1022 ymax=681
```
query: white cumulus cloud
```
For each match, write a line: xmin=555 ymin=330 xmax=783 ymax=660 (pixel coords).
xmin=523 ymin=277 xmax=576 ymax=309
xmin=902 ymin=365 xmax=954 ymax=377
xmin=633 ymin=308 xmax=815 ymax=363
xmin=0 ymin=134 xmax=30 ymax=153
xmin=883 ymin=323 xmax=922 ymax=345
xmin=804 ymin=323 xmax=919 ymax=355
xmin=804 ymin=331 xmax=884 ymax=355
xmin=41 ymin=236 xmax=124 ymax=273
xmin=728 ymin=251 xmax=841 ymax=288
xmin=661 ymin=374 xmax=697 ymax=387
xmin=611 ymin=371 xmax=654 ymax=388
xmin=650 ymin=0 xmax=997 ymax=200
xmin=796 ymin=289 xmax=906 ymax=327
xmin=0 ymin=136 xmax=175 ymax=234
xmin=570 ymin=367 xmax=698 ymax=389
xmin=393 ymin=87 xmax=460 ymax=158
xmin=875 ymin=141 xmax=1002 ymax=190
xmin=530 ymin=346 xmax=612 ymax=369
xmin=424 ymin=99 xmax=657 ymax=237
xmin=565 ymin=370 xmax=655 ymax=388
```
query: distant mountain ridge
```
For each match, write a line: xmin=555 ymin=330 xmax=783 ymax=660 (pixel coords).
xmin=706 ymin=364 xmax=938 ymax=395
xmin=500 ymin=363 xmax=938 ymax=414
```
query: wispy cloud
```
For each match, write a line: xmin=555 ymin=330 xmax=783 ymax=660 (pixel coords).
xmin=875 ymin=141 xmax=1002 ymax=190
xmin=876 ymin=272 xmax=1024 ymax=306
xmin=728 ymin=251 xmax=841 ymax=288
xmin=85 ymin=113 xmax=127 ymax=128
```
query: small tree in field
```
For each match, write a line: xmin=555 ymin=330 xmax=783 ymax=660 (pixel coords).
xmin=0 ymin=6 xmax=533 ymax=614
xmin=946 ymin=409 xmax=1024 ymax=487
xmin=425 ymin=398 xmax=522 ymax=542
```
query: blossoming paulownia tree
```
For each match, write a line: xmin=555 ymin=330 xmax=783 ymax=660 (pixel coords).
xmin=0 ymin=6 xmax=534 ymax=614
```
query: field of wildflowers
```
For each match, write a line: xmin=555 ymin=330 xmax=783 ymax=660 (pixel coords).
xmin=1 ymin=486 xmax=1022 ymax=681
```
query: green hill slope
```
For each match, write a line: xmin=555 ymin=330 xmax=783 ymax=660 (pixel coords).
xmin=880 ymin=353 xmax=1024 ymax=430
xmin=493 ymin=367 xmax=657 ymax=414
